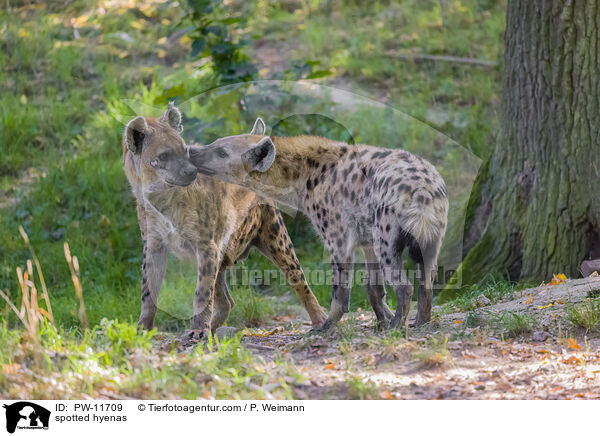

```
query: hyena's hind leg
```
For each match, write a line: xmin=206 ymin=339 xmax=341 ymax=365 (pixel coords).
xmin=256 ymin=207 xmax=327 ymax=328
xmin=373 ymin=218 xmax=414 ymax=330
xmin=363 ymin=246 xmax=394 ymax=328
xmin=415 ymin=239 xmax=442 ymax=326
xmin=321 ymin=253 xmax=355 ymax=331
xmin=211 ymin=269 xmax=234 ymax=332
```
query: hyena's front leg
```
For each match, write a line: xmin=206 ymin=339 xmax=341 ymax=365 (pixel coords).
xmin=211 ymin=269 xmax=234 ymax=332
xmin=138 ymin=240 xmax=168 ymax=330
xmin=190 ymin=245 xmax=220 ymax=340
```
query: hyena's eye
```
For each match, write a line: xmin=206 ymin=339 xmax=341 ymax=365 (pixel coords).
xmin=158 ymin=152 xmax=170 ymax=162
xmin=216 ymin=149 xmax=229 ymax=158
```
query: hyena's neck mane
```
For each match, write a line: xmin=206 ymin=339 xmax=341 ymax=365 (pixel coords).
xmin=251 ymin=135 xmax=351 ymax=209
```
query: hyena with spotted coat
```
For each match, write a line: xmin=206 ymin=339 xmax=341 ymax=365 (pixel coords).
xmin=122 ymin=107 xmax=326 ymax=338
xmin=189 ymin=118 xmax=448 ymax=329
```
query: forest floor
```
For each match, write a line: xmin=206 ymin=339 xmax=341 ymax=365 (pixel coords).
xmin=160 ymin=276 xmax=600 ymax=400
xmin=3 ymin=276 xmax=599 ymax=400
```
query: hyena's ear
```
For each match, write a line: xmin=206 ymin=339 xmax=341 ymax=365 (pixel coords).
xmin=250 ymin=117 xmax=266 ymax=136
xmin=242 ymin=136 xmax=276 ymax=173
xmin=160 ymin=102 xmax=183 ymax=133
xmin=125 ymin=116 xmax=148 ymax=154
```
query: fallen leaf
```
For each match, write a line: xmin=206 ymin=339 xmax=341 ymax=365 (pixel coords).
xmin=2 ymin=363 xmax=20 ymax=374
xmin=568 ymin=337 xmax=582 ymax=350
xmin=537 ymin=303 xmax=553 ymax=310
xmin=324 ymin=363 xmax=335 ymax=370
xmin=453 ymin=319 xmax=463 ymax=324
xmin=384 ymin=390 xmax=393 ymax=399
xmin=562 ymin=355 xmax=579 ymax=365
xmin=525 ymin=295 xmax=534 ymax=305
xmin=550 ymin=273 xmax=567 ymax=285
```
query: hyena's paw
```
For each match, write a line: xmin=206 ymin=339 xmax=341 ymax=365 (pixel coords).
xmin=184 ymin=328 xmax=211 ymax=342
xmin=311 ymin=308 xmax=328 ymax=330
xmin=318 ymin=318 xmax=339 ymax=332
xmin=137 ymin=317 xmax=154 ymax=332
xmin=383 ymin=307 xmax=395 ymax=322
xmin=389 ymin=314 xmax=405 ymax=330
xmin=375 ymin=318 xmax=391 ymax=331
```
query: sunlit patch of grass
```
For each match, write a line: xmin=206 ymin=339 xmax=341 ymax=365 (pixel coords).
xmin=1 ymin=324 xmax=301 ymax=399
xmin=565 ymin=300 xmax=600 ymax=332
xmin=442 ymin=276 xmax=529 ymax=313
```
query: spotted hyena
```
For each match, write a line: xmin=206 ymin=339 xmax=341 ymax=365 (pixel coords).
xmin=122 ymin=107 xmax=326 ymax=338
xmin=188 ymin=118 xmax=449 ymax=329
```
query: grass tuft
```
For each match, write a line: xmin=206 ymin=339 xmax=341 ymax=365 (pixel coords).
xmin=412 ymin=336 xmax=451 ymax=368
xmin=227 ymin=285 xmax=274 ymax=328
xmin=345 ymin=375 xmax=379 ymax=400
xmin=501 ymin=312 xmax=533 ymax=337
xmin=565 ymin=300 xmax=600 ymax=331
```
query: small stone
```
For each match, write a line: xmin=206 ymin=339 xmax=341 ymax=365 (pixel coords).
xmin=532 ymin=330 xmax=550 ymax=342
xmin=581 ymin=259 xmax=600 ymax=277
xmin=477 ymin=294 xmax=491 ymax=307
xmin=215 ymin=326 xmax=238 ymax=340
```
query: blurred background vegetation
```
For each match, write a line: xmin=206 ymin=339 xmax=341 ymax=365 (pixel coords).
xmin=0 ymin=0 xmax=506 ymax=330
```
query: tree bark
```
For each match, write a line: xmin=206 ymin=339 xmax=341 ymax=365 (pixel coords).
xmin=456 ymin=0 xmax=600 ymax=287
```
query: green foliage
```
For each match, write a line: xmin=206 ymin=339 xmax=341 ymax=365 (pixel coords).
xmin=185 ymin=0 xmax=257 ymax=84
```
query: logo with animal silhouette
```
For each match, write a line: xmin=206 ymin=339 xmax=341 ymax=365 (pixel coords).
xmin=2 ymin=402 xmax=50 ymax=433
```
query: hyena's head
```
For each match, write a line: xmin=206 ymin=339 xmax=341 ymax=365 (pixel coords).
xmin=122 ymin=104 xmax=198 ymax=189
xmin=188 ymin=117 xmax=276 ymax=185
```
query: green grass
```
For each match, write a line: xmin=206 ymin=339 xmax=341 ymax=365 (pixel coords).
xmin=565 ymin=300 xmax=600 ymax=332
xmin=440 ymin=276 xmax=528 ymax=313
xmin=500 ymin=312 xmax=533 ymax=338
xmin=0 ymin=320 xmax=300 ymax=399
xmin=244 ymin=0 xmax=506 ymax=158
xmin=345 ymin=375 xmax=379 ymax=400
xmin=227 ymin=285 xmax=275 ymax=328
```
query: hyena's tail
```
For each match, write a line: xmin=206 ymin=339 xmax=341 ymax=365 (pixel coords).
xmin=401 ymin=186 xmax=448 ymax=245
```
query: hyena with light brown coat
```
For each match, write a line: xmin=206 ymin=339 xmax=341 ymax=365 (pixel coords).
xmin=122 ymin=107 xmax=326 ymax=338
xmin=189 ymin=118 xmax=448 ymax=329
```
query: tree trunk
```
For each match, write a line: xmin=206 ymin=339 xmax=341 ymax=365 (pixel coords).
xmin=456 ymin=0 xmax=600 ymax=287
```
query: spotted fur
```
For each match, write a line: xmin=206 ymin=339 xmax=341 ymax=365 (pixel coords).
xmin=188 ymin=118 xmax=449 ymax=328
xmin=122 ymin=109 xmax=326 ymax=339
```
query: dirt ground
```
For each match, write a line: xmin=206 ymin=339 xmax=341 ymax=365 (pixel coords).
xmin=217 ymin=276 xmax=600 ymax=399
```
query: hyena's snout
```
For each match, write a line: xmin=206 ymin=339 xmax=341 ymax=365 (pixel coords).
xmin=188 ymin=148 xmax=216 ymax=175
xmin=180 ymin=162 xmax=197 ymax=178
